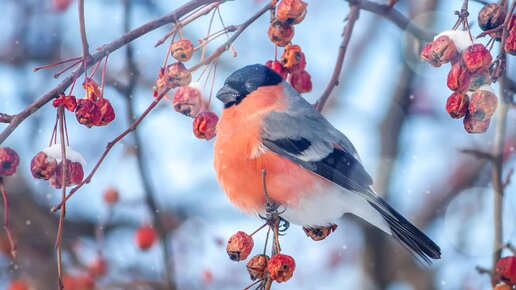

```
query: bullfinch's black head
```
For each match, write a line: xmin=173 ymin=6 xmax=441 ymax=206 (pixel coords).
xmin=216 ymin=64 xmax=283 ymax=108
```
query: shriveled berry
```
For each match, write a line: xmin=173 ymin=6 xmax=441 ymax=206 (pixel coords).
xmin=247 ymin=254 xmax=269 ymax=280
xmin=290 ymin=70 xmax=312 ymax=93
xmin=173 ymin=86 xmax=204 ymax=117
xmin=469 ymin=87 xmax=498 ymax=121
xmin=281 ymin=44 xmax=306 ymax=73
xmin=76 ymin=99 xmax=101 ymax=128
xmin=171 ymin=39 xmax=194 ymax=62
xmin=50 ymin=161 xmax=84 ymax=189
xmin=447 ymin=61 xmax=472 ymax=93
xmin=421 ymin=36 xmax=458 ymax=67
xmin=505 ymin=15 xmax=516 ymax=55
xmin=193 ymin=111 xmax=218 ymax=141
xmin=226 ymin=231 xmax=254 ymax=261
xmin=463 ymin=114 xmax=491 ymax=134
xmin=470 ymin=68 xmax=491 ymax=91
xmin=95 ymin=98 xmax=116 ymax=126
xmin=303 ymin=224 xmax=337 ymax=241
xmin=265 ymin=60 xmax=288 ymax=79
xmin=30 ymin=152 xmax=58 ymax=180
xmin=446 ymin=92 xmax=469 ymax=119
xmin=53 ymin=95 xmax=77 ymax=112
xmin=478 ymin=4 xmax=506 ymax=31
xmin=495 ymin=256 xmax=516 ymax=285
xmin=83 ymin=78 xmax=103 ymax=101
xmin=0 ymin=147 xmax=20 ymax=176
xmin=268 ymin=20 xmax=295 ymax=47
xmin=165 ymin=62 xmax=192 ymax=88
xmin=268 ymin=253 xmax=296 ymax=283
xmin=462 ymin=44 xmax=493 ymax=73
xmin=136 ymin=225 xmax=157 ymax=251
xmin=277 ymin=0 xmax=308 ymax=25
xmin=103 ymin=187 xmax=119 ymax=205
xmin=8 ymin=280 xmax=30 ymax=290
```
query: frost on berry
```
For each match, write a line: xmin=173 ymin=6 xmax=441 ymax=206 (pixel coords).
xmin=95 ymin=98 xmax=116 ymax=126
xmin=281 ymin=44 xmax=306 ymax=73
xmin=171 ymin=39 xmax=194 ymax=62
xmin=136 ymin=225 xmax=158 ymax=251
xmin=0 ymin=147 xmax=20 ymax=176
xmin=83 ymin=78 xmax=103 ymax=101
xmin=173 ymin=85 xmax=204 ymax=117
xmin=50 ymin=161 xmax=84 ymax=189
xmin=226 ymin=231 xmax=254 ymax=261
xmin=420 ymin=35 xmax=458 ymax=67
xmin=462 ymin=44 xmax=493 ymax=73
xmin=268 ymin=253 xmax=296 ymax=283
xmin=447 ymin=61 xmax=472 ymax=93
xmin=268 ymin=20 xmax=295 ymax=47
xmin=246 ymin=254 xmax=269 ymax=281
xmin=30 ymin=152 xmax=58 ymax=180
xmin=193 ymin=111 xmax=218 ymax=141
xmin=52 ymin=95 xmax=77 ymax=112
xmin=469 ymin=86 xmax=498 ymax=121
xmin=433 ymin=30 xmax=473 ymax=52
xmin=478 ymin=4 xmax=506 ymax=31
xmin=277 ymin=0 xmax=308 ymax=25
xmin=290 ymin=70 xmax=312 ymax=93
xmin=265 ymin=60 xmax=288 ymax=79
xmin=495 ymin=256 xmax=516 ymax=286
xmin=303 ymin=224 xmax=337 ymax=241
xmin=445 ymin=93 xmax=469 ymax=119
xmin=505 ymin=15 xmax=516 ymax=55
xmin=76 ymin=99 xmax=101 ymax=128
xmin=103 ymin=187 xmax=119 ymax=205
xmin=463 ymin=114 xmax=491 ymax=134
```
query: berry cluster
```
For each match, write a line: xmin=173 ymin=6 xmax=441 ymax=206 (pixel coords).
xmin=266 ymin=0 xmax=312 ymax=94
xmin=30 ymin=145 xmax=85 ymax=189
xmin=493 ymin=256 xmax=516 ymax=290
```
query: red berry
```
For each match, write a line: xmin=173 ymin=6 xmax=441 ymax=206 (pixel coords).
xmin=478 ymin=4 xmax=506 ymax=31
xmin=193 ymin=111 xmax=218 ymax=141
xmin=505 ymin=15 xmax=516 ymax=55
xmin=226 ymin=231 xmax=254 ymax=261
xmin=83 ymin=78 xmax=103 ymax=101
xmin=469 ymin=87 xmax=498 ymax=121
xmin=445 ymin=92 xmax=469 ymax=119
xmin=277 ymin=0 xmax=308 ymax=25
xmin=290 ymin=70 xmax=312 ymax=93
xmin=420 ymin=36 xmax=458 ymax=67
xmin=265 ymin=60 xmax=288 ymax=79
xmin=171 ymin=39 xmax=194 ymax=62
xmin=94 ymin=98 xmax=116 ymax=126
xmin=495 ymin=256 xmax=516 ymax=285
xmin=302 ymin=224 xmax=338 ymax=241
xmin=30 ymin=152 xmax=58 ymax=180
xmin=136 ymin=226 xmax=158 ymax=251
xmin=281 ymin=44 xmax=306 ymax=73
xmin=268 ymin=20 xmax=295 ymax=47
xmin=246 ymin=254 xmax=269 ymax=280
xmin=173 ymin=86 xmax=204 ymax=117
xmin=447 ymin=61 xmax=472 ymax=93
xmin=8 ymin=280 xmax=30 ymax=290
xmin=53 ymin=95 xmax=77 ymax=112
xmin=52 ymin=0 xmax=72 ymax=12
xmin=103 ymin=187 xmax=119 ymax=205
xmin=75 ymin=99 xmax=101 ymax=128
xmin=88 ymin=257 xmax=108 ymax=278
xmin=469 ymin=68 xmax=491 ymax=91
xmin=462 ymin=44 xmax=493 ymax=73
xmin=50 ymin=161 xmax=84 ymax=189
xmin=463 ymin=114 xmax=491 ymax=134
xmin=63 ymin=275 xmax=95 ymax=290
xmin=268 ymin=253 xmax=296 ymax=283
xmin=0 ymin=147 xmax=20 ymax=176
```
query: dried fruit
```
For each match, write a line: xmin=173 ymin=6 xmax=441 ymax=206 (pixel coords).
xmin=447 ymin=61 xmax=472 ymax=93
xmin=164 ymin=62 xmax=192 ymax=89
xmin=495 ymin=256 xmax=516 ymax=285
xmin=136 ymin=225 xmax=157 ymax=251
xmin=478 ymin=4 xmax=506 ymax=31
xmin=446 ymin=93 xmax=469 ymax=119
xmin=505 ymin=15 xmax=516 ymax=55
xmin=226 ymin=231 xmax=254 ymax=261
xmin=95 ymin=98 xmax=116 ymax=126
xmin=303 ymin=224 xmax=337 ymax=241
xmin=53 ymin=95 xmax=77 ymax=112
xmin=265 ymin=60 xmax=288 ymax=79
xmin=277 ymin=0 xmax=308 ymax=25
xmin=0 ymin=147 xmax=20 ymax=176
xmin=470 ymin=68 xmax=491 ymax=91
xmin=30 ymin=151 xmax=58 ymax=180
xmin=171 ymin=39 xmax=194 ymax=62
xmin=281 ymin=44 xmax=306 ymax=72
xmin=290 ymin=70 xmax=312 ymax=93
xmin=463 ymin=114 xmax=491 ymax=133
xmin=173 ymin=85 xmax=204 ymax=117
xmin=469 ymin=86 xmax=498 ymax=121
xmin=268 ymin=20 xmax=295 ymax=47
xmin=8 ymin=280 xmax=30 ymax=290
xmin=50 ymin=161 xmax=84 ymax=189
xmin=462 ymin=44 xmax=493 ymax=73
xmin=246 ymin=254 xmax=270 ymax=280
xmin=268 ymin=253 xmax=296 ymax=283
xmin=420 ymin=35 xmax=458 ymax=67
xmin=83 ymin=78 xmax=103 ymax=101
xmin=75 ymin=99 xmax=101 ymax=128
xmin=88 ymin=257 xmax=108 ymax=277
xmin=193 ymin=111 xmax=218 ymax=141
xmin=103 ymin=187 xmax=119 ymax=205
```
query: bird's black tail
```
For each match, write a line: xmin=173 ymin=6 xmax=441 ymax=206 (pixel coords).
xmin=368 ymin=196 xmax=441 ymax=264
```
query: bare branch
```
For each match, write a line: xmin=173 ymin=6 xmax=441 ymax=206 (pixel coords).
xmin=0 ymin=113 xmax=13 ymax=124
xmin=0 ymin=177 xmax=16 ymax=259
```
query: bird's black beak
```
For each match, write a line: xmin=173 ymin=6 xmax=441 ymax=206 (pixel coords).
xmin=216 ymin=85 xmax=241 ymax=108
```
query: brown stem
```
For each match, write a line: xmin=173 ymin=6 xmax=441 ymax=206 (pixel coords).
xmin=315 ymin=4 xmax=360 ymax=112
xmin=78 ymin=0 xmax=90 ymax=58
xmin=0 ymin=177 xmax=16 ymax=259
xmin=0 ymin=113 xmax=13 ymax=124
xmin=55 ymin=106 xmax=67 ymax=290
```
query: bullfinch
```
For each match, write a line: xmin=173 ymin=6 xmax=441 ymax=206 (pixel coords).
xmin=214 ymin=64 xmax=441 ymax=263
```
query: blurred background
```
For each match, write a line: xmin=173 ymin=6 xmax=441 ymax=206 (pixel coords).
xmin=0 ymin=0 xmax=515 ymax=289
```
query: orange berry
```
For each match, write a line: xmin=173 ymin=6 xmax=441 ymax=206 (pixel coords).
xmin=171 ymin=39 xmax=194 ymax=62
xmin=226 ymin=231 xmax=254 ymax=261
xmin=246 ymin=254 xmax=269 ymax=280
xmin=268 ymin=20 xmax=295 ymax=47
xmin=268 ymin=253 xmax=296 ymax=283
xmin=277 ymin=0 xmax=308 ymax=25
xmin=8 ymin=280 xmax=30 ymax=290
xmin=302 ymin=224 xmax=337 ymax=241
xmin=103 ymin=187 xmax=119 ymax=205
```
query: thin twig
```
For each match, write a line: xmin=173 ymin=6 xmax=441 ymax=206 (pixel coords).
xmin=476 ymin=265 xmax=493 ymax=276
xmin=0 ymin=177 xmax=16 ymax=259
xmin=55 ymin=107 xmax=67 ymax=290
xmin=78 ymin=0 xmax=90 ymax=58
xmin=315 ymin=4 xmax=360 ymax=112
xmin=459 ymin=148 xmax=495 ymax=161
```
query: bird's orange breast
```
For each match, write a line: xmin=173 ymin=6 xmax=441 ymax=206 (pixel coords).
xmin=214 ymin=86 xmax=320 ymax=214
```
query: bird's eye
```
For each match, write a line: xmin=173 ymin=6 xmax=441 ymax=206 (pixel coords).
xmin=244 ymin=82 xmax=256 ymax=92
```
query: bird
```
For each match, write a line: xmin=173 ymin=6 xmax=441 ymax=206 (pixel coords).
xmin=213 ymin=64 xmax=441 ymax=263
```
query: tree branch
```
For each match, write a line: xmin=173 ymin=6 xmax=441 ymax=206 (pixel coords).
xmin=315 ymin=4 xmax=359 ymax=112
xmin=0 ymin=113 xmax=13 ymax=124
xmin=78 ymin=0 xmax=90 ymax=58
